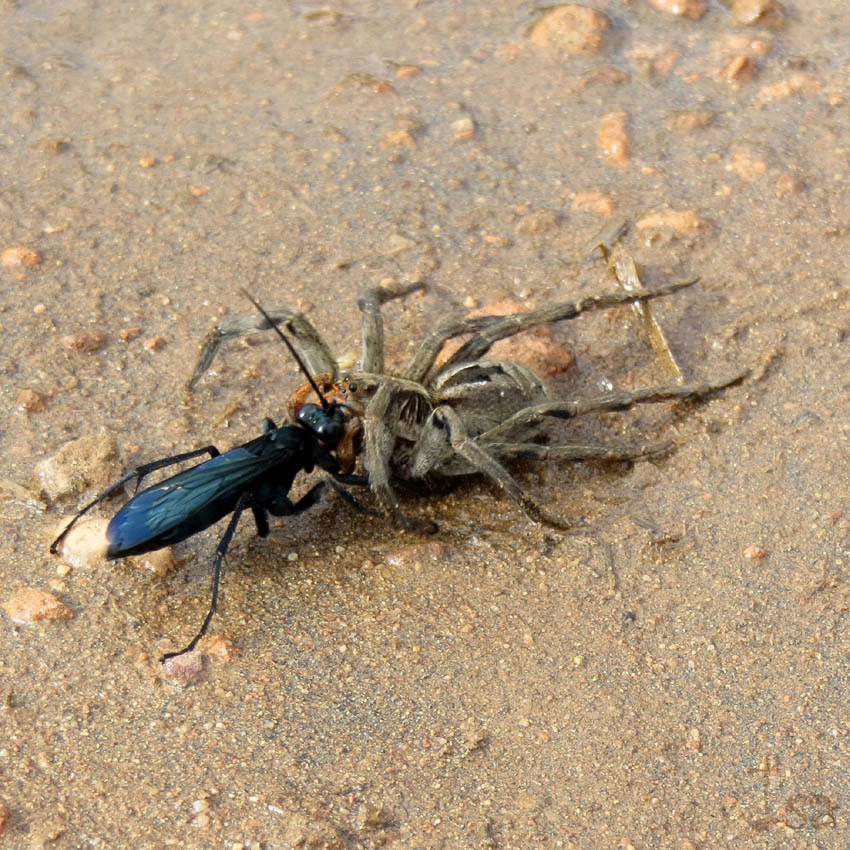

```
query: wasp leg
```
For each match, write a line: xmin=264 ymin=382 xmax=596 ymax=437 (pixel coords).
xmin=267 ymin=481 xmax=327 ymax=518
xmin=161 ymin=490 xmax=250 ymax=663
xmin=326 ymin=479 xmax=377 ymax=514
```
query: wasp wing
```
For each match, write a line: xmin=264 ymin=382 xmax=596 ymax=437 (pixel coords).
xmin=105 ymin=441 xmax=299 ymax=556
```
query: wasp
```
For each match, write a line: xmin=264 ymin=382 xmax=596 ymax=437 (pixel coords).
xmin=50 ymin=295 xmax=361 ymax=661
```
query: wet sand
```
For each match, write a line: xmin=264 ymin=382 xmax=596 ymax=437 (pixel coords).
xmin=2 ymin=1 xmax=849 ymax=847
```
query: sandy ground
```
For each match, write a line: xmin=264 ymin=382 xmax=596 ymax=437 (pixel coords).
xmin=2 ymin=1 xmax=850 ymax=848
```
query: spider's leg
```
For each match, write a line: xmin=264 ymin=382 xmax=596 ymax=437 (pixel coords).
xmin=483 ymin=441 xmax=672 ymax=464
xmin=187 ymin=308 xmax=339 ymax=390
xmin=477 ymin=370 xmax=748 ymax=443
xmin=363 ymin=382 xmax=437 ymax=534
xmin=442 ymin=278 xmax=698 ymax=370
xmin=431 ymin=406 xmax=571 ymax=530
xmin=402 ymin=315 xmax=508 ymax=383
xmin=358 ymin=280 xmax=425 ymax=373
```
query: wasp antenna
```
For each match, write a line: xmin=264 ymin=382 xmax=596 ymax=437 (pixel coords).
xmin=240 ymin=289 xmax=331 ymax=409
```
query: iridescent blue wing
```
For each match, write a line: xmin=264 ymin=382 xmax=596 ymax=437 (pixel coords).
xmin=106 ymin=444 xmax=289 ymax=556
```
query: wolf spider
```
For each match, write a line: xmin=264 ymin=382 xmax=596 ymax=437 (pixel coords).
xmin=190 ymin=279 xmax=745 ymax=533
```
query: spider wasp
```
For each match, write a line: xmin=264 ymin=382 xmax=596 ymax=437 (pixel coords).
xmin=50 ymin=295 xmax=364 ymax=661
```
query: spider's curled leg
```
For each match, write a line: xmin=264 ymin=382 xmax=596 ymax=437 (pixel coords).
xmin=357 ymin=280 xmax=425 ymax=374
xmin=187 ymin=308 xmax=338 ymax=390
xmin=430 ymin=406 xmax=571 ymax=530
xmin=362 ymin=382 xmax=437 ymax=534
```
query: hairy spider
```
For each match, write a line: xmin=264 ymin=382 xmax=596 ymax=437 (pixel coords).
xmin=190 ymin=279 xmax=745 ymax=532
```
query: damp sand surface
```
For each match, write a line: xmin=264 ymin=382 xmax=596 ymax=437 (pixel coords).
xmin=1 ymin=2 xmax=850 ymax=847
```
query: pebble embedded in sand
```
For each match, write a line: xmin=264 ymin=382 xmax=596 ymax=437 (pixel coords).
xmin=598 ymin=111 xmax=630 ymax=167
xmin=3 ymin=587 xmax=73 ymax=623
xmin=59 ymin=331 xmax=107 ymax=353
xmin=17 ymin=388 xmax=47 ymax=412
xmin=51 ymin=517 xmax=110 ymax=570
xmin=731 ymin=0 xmax=784 ymax=27
xmin=720 ymin=54 xmax=757 ymax=84
xmin=636 ymin=209 xmax=710 ymax=239
xmin=2 ymin=245 xmax=42 ymax=267
xmin=37 ymin=431 xmax=121 ymax=501
xmin=647 ymin=0 xmax=706 ymax=20
xmin=528 ymin=5 xmax=611 ymax=54
xmin=571 ymin=191 xmax=616 ymax=216
xmin=664 ymin=110 xmax=716 ymax=132
xmin=515 ymin=209 xmax=560 ymax=236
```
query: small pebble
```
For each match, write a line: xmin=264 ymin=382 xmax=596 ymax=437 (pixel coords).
xmin=162 ymin=648 xmax=205 ymax=683
xmin=17 ymin=388 xmax=46 ymax=413
xmin=757 ymin=72 xmax=821 ymax=103
xmin=731 ymin=0 xmax=784 ymax=27
xmin=352 ymin=803 xmax=389 ymax=832
xmin=598 ymin=111 xmax=630 ymax=167
xmin=2 ymin=245 xmax=42 ymax=267
xmin=37 ymin=430 xmax=121 ymax=500
xmin=2 ymin=587 xmax=73 ymax=623
xmin=687 ymin=727 xmax=703 ymax=751
xmin=727 ymin=148 xmax=767 ymax=181
xmin=572 ymin=190 xmax=616 ymax=216
xmin=118 ymin=327 xmax=141 ymax=341
xmin=664 ymin=110 xmax=716 ymax=132
xmin=59 ymin=330 xmax=107 ymax=353
xmin=775 ymin=172 xmax=803 ymax=196
xmin=636 ymin=209 xmax=709 ymax=239
xmin=395 ymin=64 xmax=421 ymax=79
xmin=527 ymin=5 xmax=611 ymax=54
xmin=385 ymin=539 xmax=450 ymax=570
xmin=202 ymin=635 xmax=240 ymax=662
xmin=451 ymin=115 xmax=476 ymax=141
xmin=380 ymin=128 xmax=416 ymax=149
xmin=51 ymin=518 xmax=109 ymax=570
xmin=43 ymin=138 xmax=70 ymax=155
xmin=720 ymin=54 xmax=756 ymax=83
xmin=142 ymin=335 xmax=166 ymax=351
xmin=135 ymin=547 xmax=176 ymax=577
xmin=743 ymin=544 xmax=768 ymax=559
xmin=515 ymin=209 xmax=559 ymax=235
xmin=647 ymin=0 xmax=706 ymax=20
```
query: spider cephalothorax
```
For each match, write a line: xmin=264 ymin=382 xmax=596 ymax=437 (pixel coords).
xmin=191 ymin=279 xmax=745 ymax=532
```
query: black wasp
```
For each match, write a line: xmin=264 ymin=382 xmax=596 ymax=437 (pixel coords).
xmin=50 ymin=294 xmax=360 ymax=662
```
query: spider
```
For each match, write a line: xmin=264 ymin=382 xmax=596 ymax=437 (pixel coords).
xmin=189 ymin=279 xmax=746 ymax=533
